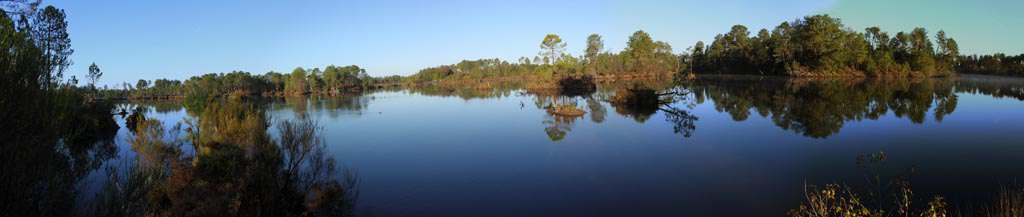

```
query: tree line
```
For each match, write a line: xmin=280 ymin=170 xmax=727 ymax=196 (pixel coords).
xmin=956 ymin=53 xmax=1024 ymax=77
xmin=95 ymin=64 xmax=407 ymax=100
xmin=408 ymin=14 xmax=1024 ymax=83
xmin=690 ymin=14 xmax=959 ymax=77
xmin=78 ymin=13 xmax=1024 ymax=99
xmin=408 ymin=30 xmax=680 ymax=84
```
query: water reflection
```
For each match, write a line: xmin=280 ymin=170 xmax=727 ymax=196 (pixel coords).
xmin=87 ymin=100 xmax=360 ymax=216
xmin=954 ymin=75 xmax=1024 ymax=100
xmin=526 ymin=90 xmax=585 ymax=141
xmin=0 ymin=100 xmax=119 ymax=216
xmin=685 ymin=75 xmax=960 ymax=138
xmin=312 ymin=94 xmax=371 ymax=118
xmin=608 ymin=84 xmax=700 ymax=139
xmin=267 ymin=94 xmax=373 ymax=119
xmin=542 ymin=114 xmax=581 ymax=142
xmin=399 ymin=75 xmax=1023 ymax=141
xmin=10 ymin=75 xmax=1024 ymax=216
xmin=406 ymin=84 xmax=518 ymax=101
xmin=585 ymin=97 xmax=606 ymax=124
xmin=522 ymin=80 xmax=699 ymax=142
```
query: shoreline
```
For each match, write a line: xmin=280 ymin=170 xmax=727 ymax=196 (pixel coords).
xmin=92 ymin=73 xmax=1024 ymax=102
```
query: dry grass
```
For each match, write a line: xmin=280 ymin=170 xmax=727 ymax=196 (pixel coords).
xmin=791 ymin=152 xmax=1024 ymax=217
xmin=978 ymin=186 xmax=1024 ymax=217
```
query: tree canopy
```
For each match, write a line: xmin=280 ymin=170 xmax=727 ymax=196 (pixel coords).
xmin=540 ymin=34 xmax=567 ymax=65
xmin=691 ymin=14 xmax=958 ymax=77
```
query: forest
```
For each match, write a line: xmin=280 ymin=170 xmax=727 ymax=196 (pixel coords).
xmin=689 ymin=15 xmax=960 ymax=77
xmin=92 ymin=65 xmax=407 ymax=100
xmin=407 ymin=14 xmax=1024 ymax=85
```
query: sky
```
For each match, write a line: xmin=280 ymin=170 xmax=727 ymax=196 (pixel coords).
xmin=44 ymin=0 xmax=1024 ymax=87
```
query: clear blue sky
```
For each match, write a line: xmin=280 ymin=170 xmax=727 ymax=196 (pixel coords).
xmin=46 ymin=0 xmax=1023 ymax=87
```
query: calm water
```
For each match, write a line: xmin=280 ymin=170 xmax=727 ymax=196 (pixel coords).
xmin=100 ymin=75 xmax=1024 ymax=216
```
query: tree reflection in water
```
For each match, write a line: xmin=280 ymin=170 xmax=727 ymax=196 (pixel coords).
xmin=585 ymin=97 xmax=607 ymax=124
xmin=0 ymin=99 xmax=119 ymax=216
xmin=526 ymin=79 xmax=700 ymax=142
xmin=543 ymin=114 xmax=582 ymax=142
xmin=89 ymin=100 xmax=359 ymax=217
xmin=311 ymin=94 xmax=372 ymax=118
xmin=685 ymin=75 xmax=964 ymax=138
xmin=954 ymin=75 xmax=1024 ymax=101
xmin=530 ymin=90 xmax=585 ymax=142
xmin=402 ymin=75 xmax=1023 ymax=141
xmin=7 ymin=75 xmax=1024 ymax=215
xmin=514 ymin=75 xmax=1021 ymax=141
xmin=609 ymin=84 xmax=699 ymax=138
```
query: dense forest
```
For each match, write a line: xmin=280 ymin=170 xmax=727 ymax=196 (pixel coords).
xmin=689 ymin=15 xmax=960 ymax=77
xmin=407 ymin=14 xmax=1024 ymax=85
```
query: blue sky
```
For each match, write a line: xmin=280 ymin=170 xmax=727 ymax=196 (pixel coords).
xmin=46 ymin=0 xmax=1023 ymax=87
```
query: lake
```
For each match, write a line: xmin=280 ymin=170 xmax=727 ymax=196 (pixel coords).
xmin=96 ymin=74 xmax=1024 ymax=216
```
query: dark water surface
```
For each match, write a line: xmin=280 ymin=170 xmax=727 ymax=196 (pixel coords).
xmin=99 ymin=75 xmax=1024 ymax=216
